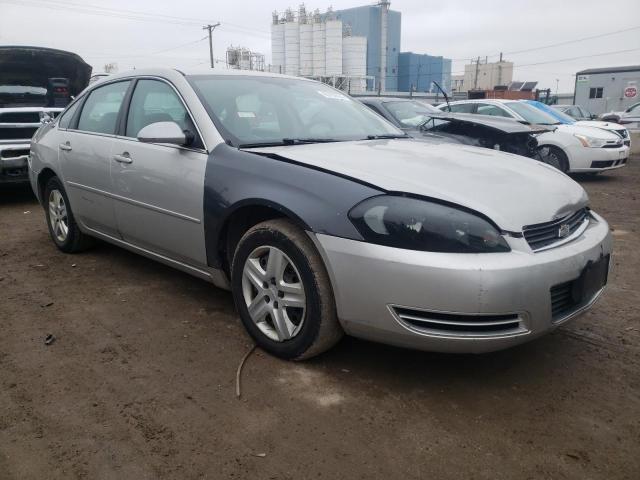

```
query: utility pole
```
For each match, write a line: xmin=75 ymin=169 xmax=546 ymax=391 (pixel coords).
xmin=203 ymin=23 xmax=221 ymax=68
xmin=474 ymin=56 xmax=480 ymax=90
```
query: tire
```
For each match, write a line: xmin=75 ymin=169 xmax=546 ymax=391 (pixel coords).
xmin=43 ymin=176 xmax=93 ymax=253
xmin=540 ymin=145 xmax=569 ymax=173
xmin=231 ymin=219 xmax=343 ymax=360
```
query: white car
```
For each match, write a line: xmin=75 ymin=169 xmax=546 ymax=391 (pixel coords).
xmin=439 ymin=99 xmax=629 ymax=174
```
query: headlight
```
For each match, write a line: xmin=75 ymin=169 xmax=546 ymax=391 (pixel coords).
xmin=349 ymin=195 xmax=510 ymax=253
xmin=574 ymin=134 xmax=607 ymax=148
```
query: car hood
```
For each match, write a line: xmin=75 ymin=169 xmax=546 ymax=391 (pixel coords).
xmin=555 ymin=123 xmax=621 ymax=139
xmin=574 ymin=120 xmax=624 ymax=130
xmin=247 ymin=139 xmax=588 ymax=232
xmin=427 ymin=112 xmax=553 ymax=134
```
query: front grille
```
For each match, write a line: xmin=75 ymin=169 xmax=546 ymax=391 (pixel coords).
xmin=523 ymin=208 xmax=589 ymax=251
xmin=591 ymin=160 xmax=615 ymax=168
xmin=550 ymin=281 xmax=577 ymax=320
xmin=615 ymin=129 xmax=629 ymax=139
xmin=602 ymin=143 xmax=623 ymax=148
xmin=0 ymin=112 xmax=41 ymax=123
xmin=0 ymin=148 xmax=29 ymax=159
xmin=392 ymin=307 xmax=526 ymax=337
xmin=0 ymin=127 xmax=38 ymax=141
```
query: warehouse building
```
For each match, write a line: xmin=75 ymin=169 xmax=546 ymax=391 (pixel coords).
xmin=397 ymin=52 xmax=451 ymax=93
xmin=574 ymin=65 xmax=640 ymax=115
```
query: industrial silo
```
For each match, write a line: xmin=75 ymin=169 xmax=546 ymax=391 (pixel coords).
xmin=299 ymin=6 xmax=313 ymax=76
xmin=284 ymin=9 xmax=299 ymax=76
xmin=270 ymin=12 xmax=285 ymax=74
xmin=342 ymin=36 xmax=367 ymax=93
xmin=324 ymin=18 xmax=343 ymax=76
xmin=312 ymin=11 xmax=325 ymax=76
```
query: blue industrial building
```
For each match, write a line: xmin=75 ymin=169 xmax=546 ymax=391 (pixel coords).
xmin=397 ymin=53 xmax=452 ymax=93
xmin=331 ymin=4 xmax=401 ymax=92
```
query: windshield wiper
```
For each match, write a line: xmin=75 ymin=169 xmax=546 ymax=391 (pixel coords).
xmin=365 ymin=134 xmax=409 ymax=140
xmin=238 ymin=138 xmax=342 ymax=148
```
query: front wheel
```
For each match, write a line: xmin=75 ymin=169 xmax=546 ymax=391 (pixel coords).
xmin=231 ymin=219 xmax=343 ymax=360
xmin=539 ymin=145 xmax=569 ymax=173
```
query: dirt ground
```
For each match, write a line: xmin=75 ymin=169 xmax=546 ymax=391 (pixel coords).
xmin=1 ymin=159 xmax=639 ymax=480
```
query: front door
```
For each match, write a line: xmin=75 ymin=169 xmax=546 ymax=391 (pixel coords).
xmin=110 ymin=78 xmax=208 ymax=268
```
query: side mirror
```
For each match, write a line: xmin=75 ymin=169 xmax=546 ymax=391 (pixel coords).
xmin=137 ymin=121 xmax=192 ymax=146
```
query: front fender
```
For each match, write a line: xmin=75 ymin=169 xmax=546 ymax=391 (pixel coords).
xmin=203 ymin=143 xmax=382 ymax=268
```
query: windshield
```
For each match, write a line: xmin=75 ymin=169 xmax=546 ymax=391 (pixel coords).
xmin=188 ymin=75 xmax=403 ymax=146
xmin=529 ymin=101 xmax=575 ymax=124
xmin=507 ymin=101 xmax=560 ymax=125
xmin=0 ymin=85 xmax=47 ymax=107
xmin=385 ymin=100 xmax=440 ymax=128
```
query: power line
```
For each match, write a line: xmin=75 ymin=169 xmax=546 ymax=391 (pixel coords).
xmin=501 ymin=25 xmax=640 ymax=56
xmin=0 ymin=0 xmax=270 ymax=37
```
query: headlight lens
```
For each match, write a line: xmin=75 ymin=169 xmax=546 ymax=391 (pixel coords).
xmin=574 ymin=134 xmax=607 ymax=148
xmin=349 ymin=196 xmax=510 ymax=253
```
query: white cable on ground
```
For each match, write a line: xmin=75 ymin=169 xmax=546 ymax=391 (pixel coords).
xmin=236 ymin=344 xmax=257 ymax=399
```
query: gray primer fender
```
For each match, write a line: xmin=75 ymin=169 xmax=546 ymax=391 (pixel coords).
xmin=203 ymin=143 xmax=383 ymax=269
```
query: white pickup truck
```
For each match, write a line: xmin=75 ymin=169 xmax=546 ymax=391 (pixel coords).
xmin=0 ymin=46 xmax=91 ymax=184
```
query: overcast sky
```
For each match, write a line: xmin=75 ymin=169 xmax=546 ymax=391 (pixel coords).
xmin=1 ymin=0 xmax=639 ymax=92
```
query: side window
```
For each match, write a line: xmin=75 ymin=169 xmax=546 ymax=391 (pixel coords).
xmin=126 ymin=79 xmax=198 ymax=141
xmin=365 ymin=103 xmax=386 ymax=117
xmin=448 ymin=103 xmax=475 ymax=113
xmin=476 ymin=104 xmax=510 ymax=117
xmin=58 ymin=101 xmax=80 ymax=129
xmin=589 ymin=87 xmax=603 ymax=99
xmin=77 ymin=81 xmax=130 ymax=134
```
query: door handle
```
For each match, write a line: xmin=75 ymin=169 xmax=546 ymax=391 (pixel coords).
xmin=59 ymin=142 xmax=72 ymax=151
xmin=113 ymin=153 xmax=132 ymax=164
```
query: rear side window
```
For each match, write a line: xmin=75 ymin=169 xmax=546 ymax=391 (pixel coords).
xmin=58 ymin=101 xmax=80 ymax=129
xmin=476 ymin=104 xmax=511 ymax=117
xmin=125 ymin=79 xmax=195 ymax=138
xmin=448 ymin=103 xmax=475 ymax=113
xmin=77 ymin=81 xmax=130 ymax=134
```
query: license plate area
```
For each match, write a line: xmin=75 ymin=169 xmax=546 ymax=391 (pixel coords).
xmin=571 ymin=254 xmax=609 ymax=304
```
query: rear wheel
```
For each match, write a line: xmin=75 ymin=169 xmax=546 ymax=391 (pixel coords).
xmin=231 ymin=219 xmax=343 ymax=360
xmin=540 ymin=145 xmax=569 ymax=173
xmin=44 ymin=176 xmax=93 ymax=253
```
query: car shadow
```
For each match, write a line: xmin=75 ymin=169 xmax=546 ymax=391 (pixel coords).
xmin=570 ymin=172 xmax=619 ymax=183
xmin=0 ymin=183 xmax=37 ymax=205
xmin=66 ymin=229 xmax=599 ymax=391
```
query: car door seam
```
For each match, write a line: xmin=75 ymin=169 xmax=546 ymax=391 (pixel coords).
xmin=66 ymin=181 xmax=201 ymax=224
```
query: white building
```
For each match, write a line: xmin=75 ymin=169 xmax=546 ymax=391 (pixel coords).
xmin=270 ymin=6 xmax=369 ymax=93
xmin=461 ymin=59 xmax=514 ymax=92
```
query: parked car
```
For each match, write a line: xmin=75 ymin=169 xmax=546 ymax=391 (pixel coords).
xmin=532 ymin=101 xmax=630 ymax=146
xmin=0 ymin=46 xmax=91 ymax=184
xmin=552 ymin=104 xmax=596 ymax=121
xmin=30 ymin=69 xmax=612 ymax=359
xmin=359 ymin=97 xmax=550 ymax=160
xmin=439 ymin=99 xmax=629 ymax=173
xmin=617 ymin=102 xmax=640 ymax=130
xmin=599 ymin=102 xmax=640 ymax=123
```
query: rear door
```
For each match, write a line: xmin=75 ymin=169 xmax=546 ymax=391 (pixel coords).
xmin=59 ymin=80 xmax=131 ymax=237
xmin=109 ymin=78 xmax=208 ymax=268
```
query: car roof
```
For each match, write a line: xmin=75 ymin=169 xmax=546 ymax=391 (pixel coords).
xmin=101 ymin=67 xmax=317 ymax=84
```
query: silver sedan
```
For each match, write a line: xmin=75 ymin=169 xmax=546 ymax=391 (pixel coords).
xmin=28 ymin=68 xmax=612 ymax=359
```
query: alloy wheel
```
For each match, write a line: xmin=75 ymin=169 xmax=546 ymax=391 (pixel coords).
xmin=241 ymin=246 xmax=306 ymax=342
xmin=48 ymin=189 xmax=69 ymax=243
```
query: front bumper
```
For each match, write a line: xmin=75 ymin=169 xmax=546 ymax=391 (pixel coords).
xmin=0 ymin=142 xmax=30 ymax=183
xmin=313 ymin=212 xmax=612 ymax=354
xmin=567 ymin=144 xmax=629 ymax=173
